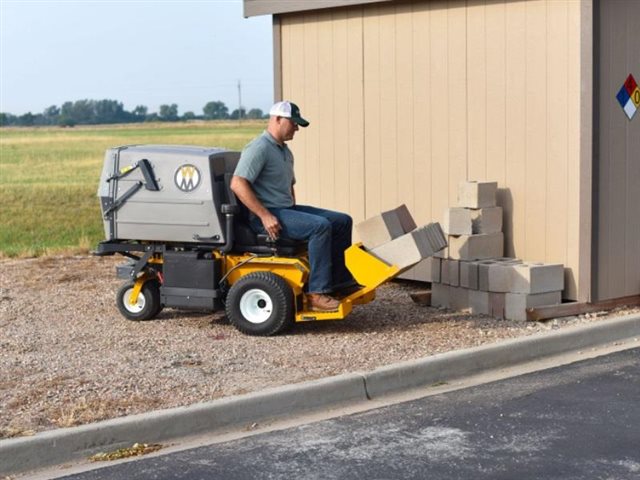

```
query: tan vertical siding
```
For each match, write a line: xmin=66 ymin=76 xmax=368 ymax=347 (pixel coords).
xmin=278 ymin=0 xmax=586 ymax=299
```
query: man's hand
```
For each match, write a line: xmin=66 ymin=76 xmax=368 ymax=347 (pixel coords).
xmin=260 ymin=212 xmax=281 ymax=240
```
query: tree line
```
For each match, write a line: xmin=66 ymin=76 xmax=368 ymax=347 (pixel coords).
xmin=0 ymin=99 xmax=267 ymax=127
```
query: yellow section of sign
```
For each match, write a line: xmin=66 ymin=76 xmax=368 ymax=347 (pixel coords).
xmin=632 ymin=87 xmax=640 ymax=107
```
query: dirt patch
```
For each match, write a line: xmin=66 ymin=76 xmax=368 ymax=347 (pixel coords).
xmin=1 ymin=254 xmax=638 ymax=439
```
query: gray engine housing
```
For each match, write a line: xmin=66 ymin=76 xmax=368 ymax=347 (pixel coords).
xmin=98 ymin=145 xmax=240 ymax=244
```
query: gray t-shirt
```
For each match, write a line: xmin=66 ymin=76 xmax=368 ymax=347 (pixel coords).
xmin=234 ymin=131 xmax=296 ymax=209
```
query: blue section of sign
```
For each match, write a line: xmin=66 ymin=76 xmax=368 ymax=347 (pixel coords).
xmin=617 ymin=85 xmax=630 ymax=107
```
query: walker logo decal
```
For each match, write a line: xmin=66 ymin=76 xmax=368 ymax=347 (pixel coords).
xmin=174 ymin=164 xmax=201 ymax=192
xmin=616 ymin=74 xmax=639 ymax=120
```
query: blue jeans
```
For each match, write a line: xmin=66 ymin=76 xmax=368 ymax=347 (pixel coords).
xmin=249 ymin=205 xmax=355 ymax=294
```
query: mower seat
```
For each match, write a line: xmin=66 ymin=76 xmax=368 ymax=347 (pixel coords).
xmin=222 ymin=173 xmax=307 ymax=257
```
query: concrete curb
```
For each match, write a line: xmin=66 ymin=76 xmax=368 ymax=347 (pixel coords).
xmin=2 ymin=314 xmax=639 ymax=475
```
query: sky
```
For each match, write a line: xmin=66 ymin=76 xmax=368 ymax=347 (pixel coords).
xmin=0 ymin=0 xmax=274 ymax=116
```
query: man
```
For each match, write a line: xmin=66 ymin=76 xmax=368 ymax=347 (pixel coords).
xmin=230 ymin=101 xmax=360 ymax=312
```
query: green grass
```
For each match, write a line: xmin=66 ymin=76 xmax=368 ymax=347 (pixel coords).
xmin=0 ymin=121 xmax=265 ymax=257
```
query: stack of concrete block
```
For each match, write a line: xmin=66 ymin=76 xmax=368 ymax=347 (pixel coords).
xmin=355 ymin=205 xmax=447 ymax=274
xmin=430 ymin=181 xmax=564 ymax=320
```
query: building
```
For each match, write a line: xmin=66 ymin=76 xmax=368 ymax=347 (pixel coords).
xmin=243 ymin=0 xmax=639 ymax=303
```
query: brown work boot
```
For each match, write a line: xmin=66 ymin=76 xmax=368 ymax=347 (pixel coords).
xmin=307 ymin=293 xmax=340 ymax=312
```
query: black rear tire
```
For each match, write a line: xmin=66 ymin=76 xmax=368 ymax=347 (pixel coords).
xmin=116 ymin=280 xmax=162 ymax=321
xmin=225 ymin=271 xmax=294 ymax=336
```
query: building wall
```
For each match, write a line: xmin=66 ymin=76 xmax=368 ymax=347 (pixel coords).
xmin=594 ymin=0 xmax=640 ymax=301
xmin=277 ymin=0 xmax=589 ymax=300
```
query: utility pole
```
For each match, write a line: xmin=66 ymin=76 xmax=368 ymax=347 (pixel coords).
xmin=237 ymin=79 xmax=243 ymax=121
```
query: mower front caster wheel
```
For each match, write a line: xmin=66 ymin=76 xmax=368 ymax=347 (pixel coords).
xmin=116 ymin=280 xmax=162 ymax=321
xmin=225 ymin=272 xmax=294 ymax=336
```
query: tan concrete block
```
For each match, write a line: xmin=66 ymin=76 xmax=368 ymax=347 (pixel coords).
xmin=443 ymin=208 xmax=473 ymax=235
xmin=458 ymin=181 xmax=497 ymax=208
xmin=471 ymin=206 xmax=503 ymax=234
xmin=469 ymin=289 xmax=490 ymax=315
xmin=505 ymin=291 xmax=562 ymax=321
xmin=448 ymin=260 xmax=460 ymax=287
xmin=431 ymin=283 xmax=449 ymax=308
xmin=459 ymin=261 xmax=479 ymax=289
xmin=449 ymin=286 xmax=470 ymax=311
xmin=356 ymin=204 xmax=417 ymax=249
xmin=448 ymin=233 xmax=504 ymax=260
xmin=510 ymin=263 xmax=565 ymax=294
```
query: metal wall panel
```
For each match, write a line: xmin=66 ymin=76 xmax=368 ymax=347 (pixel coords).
xmin=278 ymin=0 xmax=589 ymax=300
xmin=594 ymin=0 xmax=640 ymax=301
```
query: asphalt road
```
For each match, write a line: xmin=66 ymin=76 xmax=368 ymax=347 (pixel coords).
xmin=58 ymin=347 xmax=640 ymax=480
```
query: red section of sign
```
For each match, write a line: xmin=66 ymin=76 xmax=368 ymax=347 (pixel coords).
xmin=625 ymin=74 xmax=638 ymax=95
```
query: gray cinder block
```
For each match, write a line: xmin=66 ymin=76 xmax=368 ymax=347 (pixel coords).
xmin=397 ymin=257 xmax=441 ymax=283
xmin=459 ymin=261 xmax=479 ymax=290
xmin=441 ymin=259 xmax=450 ymax=285
xmin=505 ymin=291 xmax=562 ymax=321
xmin=471 ymin=206 xmax=502 ymax=234
xmin=509 ymin=263 xmax=564 ymax=294
xmin=443 ymin=206 xmax=503 ymax=235
xmin=448 ymin=260 xmax=460 ymax=287
xmin=356 ymin=204 xmax=417 ymax=249
xmin=449 ymin=286 xmax=470 ymax=311
xmin=458 ymin=181 xmax=498 ymax=208
xmin=469 ymin=289 xmax=490 ymax=315
xmin=370 ymin=223 xmax=447 ymax=270
xmin=448 ymin=233 xmax=504 ymax=261
xmin=431 ymin=283 xmax=449 ymax=308
xmin=489 ymin=292 xmax=506 ymax=319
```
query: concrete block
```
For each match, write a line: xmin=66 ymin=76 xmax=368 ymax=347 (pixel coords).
xmin=441 ymin=259 xmax=450 ymax=285
xmin=356 ymin=204 xmax=417 ymax=249
xmin=510 ymin=263 xmax=564 ymax=294
xmin=459 ymin=261 xmax=479 ymax=289
xmin=431 ymin=283 xmax=449 ymax=308
xmin=398 ymin=257 xmax=441 ymax=283
xmin=448 ymin=260 xmax=460 ymax=287
xmin=443 ymin=208 xmax=473 ymax=235
xmin=471 ymin=206 xmax=503 ymax=234
xmin=487 ymin=262 xmax=519 ymax=292
xmin=458 ymin=181 xmax=498 ymax=208
xmin=370 ymin=232 xmax=422 ymax=269
xmin=444 ymin=206 xmax=503 ymax=235
xmin=489 ymin=292 xmax=506 ymax=319
xmin=477 ymin=260 xmax=497 ymax=291
xmin=371 ymin=223 xmax=447 ymax=271
xmin=505 ymin=291 xmax=562 ymax=321
xmin=469 ymin=289 xmax=490 ymax=315
xmin=414 ymin=222 xmax=448 ymax=257
xmin=448 ymin=233 xmax=503 ymax=260
xmin=434 ymin=246 xmax=449 ymax=259
xmin=449 ymin=286 xmax=469 ymax=311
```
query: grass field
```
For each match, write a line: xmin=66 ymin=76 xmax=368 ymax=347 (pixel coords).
xmin=0 ymin=121 xmax=266 ymax=257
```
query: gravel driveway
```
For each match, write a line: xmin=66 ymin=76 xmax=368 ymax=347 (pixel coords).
xmin=1 ymin=254 xmax=636 ymax=439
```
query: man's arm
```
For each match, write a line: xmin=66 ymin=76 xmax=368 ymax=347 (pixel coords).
xmin=230 ymin=175 xmax=281 ymax=240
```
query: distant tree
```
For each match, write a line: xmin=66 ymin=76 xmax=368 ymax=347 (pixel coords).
xmin=145 ymin=112 xmax=159 ymax=122
xmin=203 ymin=100 xmax=228 ymax=120
xmin=246 ymin=108 xmax=263 ymax=120
xmin=18 ymin=112 xmax=35 ymax=126
xmin=94 ymin=99 xmax=126 ymax=124
xmin=182 ymin=111 xmax=196 ymax=121
xmin=132 ymin=105 xmax=148 ymax=122
xmin=0 ymin=112 xmax=12 ymax=126
xmin=43 ymin=105 xmax=60 ymax=125
xmin=159 ymin=104 xmax=179 ymax=121
xmin=229 ymin=108 xmax=246 ymax=120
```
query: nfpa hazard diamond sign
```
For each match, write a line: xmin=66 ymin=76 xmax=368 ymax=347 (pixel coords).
xmin=616 ymin=74 xmax=640 ymax=120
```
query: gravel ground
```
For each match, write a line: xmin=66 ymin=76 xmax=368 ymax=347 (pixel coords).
xmin=1 ymin=254 xmax=638 ymax=439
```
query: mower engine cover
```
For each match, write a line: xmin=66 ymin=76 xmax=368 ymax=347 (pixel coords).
xmin=97 ymin=145 xmax=240 ymax=243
